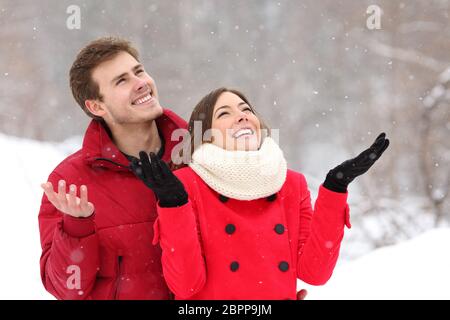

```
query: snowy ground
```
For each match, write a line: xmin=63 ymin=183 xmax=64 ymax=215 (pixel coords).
xmin=0 ymin=133 xmax=80 ymax=300
xmin=298 ymin=228 xmax=450 ymax=300
xmin=0 ymin=133 xmax=448 ymax=300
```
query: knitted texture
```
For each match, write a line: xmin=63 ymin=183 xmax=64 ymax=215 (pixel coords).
xmin=189 ymin=137 xmax=287 ymax=200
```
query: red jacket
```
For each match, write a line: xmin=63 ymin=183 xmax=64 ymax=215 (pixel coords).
xmin=154 ymin=167 xmax=351 ymax=300
xmin=38 ymin=109 xmax=187 ymax=300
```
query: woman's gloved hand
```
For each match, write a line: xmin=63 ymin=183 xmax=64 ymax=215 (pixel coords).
xmin=323 ymin=132 xmax=390 ymax=193
xmin=130 ymin=151 xmax=188 ymax=208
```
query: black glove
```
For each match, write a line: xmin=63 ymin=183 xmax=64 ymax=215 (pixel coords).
xmin=323 ymin=132 xmax=390 ymax=193
xmin=130 ymin=152 xmax=188 ymax=208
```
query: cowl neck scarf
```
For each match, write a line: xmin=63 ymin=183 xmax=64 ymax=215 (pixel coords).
xmin=189 ymin=137 xmax=287 ymax=200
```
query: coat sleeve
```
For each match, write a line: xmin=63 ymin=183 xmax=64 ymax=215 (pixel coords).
xmin=152 ymin=185 xmax=206 ymax=299
xmin=38 ymin=171 xmax=100 ymax=300
xmin=296 ymin=174 xmax=350 ymax=285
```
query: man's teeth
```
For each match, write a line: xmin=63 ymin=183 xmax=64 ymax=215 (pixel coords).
xmin=233 ymin=129 xmax=254 ymax=138
xmin=133 ymin=93 xmax=152 ymax=105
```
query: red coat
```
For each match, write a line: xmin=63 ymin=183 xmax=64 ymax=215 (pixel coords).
xmin=154 ymin=167 xmax=351 ymax=300
xmin=38 ymin=109 xmax=187 ymax=300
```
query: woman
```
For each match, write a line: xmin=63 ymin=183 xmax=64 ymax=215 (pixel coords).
xmin=131 ymin=87 xmax=389 ymax=300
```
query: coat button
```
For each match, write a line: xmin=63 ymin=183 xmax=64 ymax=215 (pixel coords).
xmin=278 ymin=261 xmax=289 ymax=272
xmin=274 ymin=224 xmax=285 ymax=234
xmin=230 ymin=261 xmax=239 ymax=272
xmin=219 ymin=194 xmax=229 ymax=203
xmin=225 ymin=224 xmax=236 ymax=235
xmin=266 ymin=194 xmax=277 ymax=202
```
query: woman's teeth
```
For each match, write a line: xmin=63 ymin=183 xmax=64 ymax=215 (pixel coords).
xmin=233 ymin=128 xmax=254 ymax=138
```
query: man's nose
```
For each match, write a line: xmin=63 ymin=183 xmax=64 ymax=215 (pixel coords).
xmin=133 ymin=77 xmax=147 ymax=92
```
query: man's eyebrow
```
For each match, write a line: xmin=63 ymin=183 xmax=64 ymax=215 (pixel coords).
xmin=214 ymin=102 xmax=248 ymax=117
xmin=111 ymin=64 xmax=144 ymax=84
xmin=132 ymin=64 xmax=143 ymax=71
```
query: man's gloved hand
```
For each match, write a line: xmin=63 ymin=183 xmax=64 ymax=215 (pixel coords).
xmin=130 ymin=151 xmax=188 ymax=208
xmin=323 ymin=132 xmax=390 ymax=193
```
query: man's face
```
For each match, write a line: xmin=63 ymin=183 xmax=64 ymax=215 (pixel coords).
xmin=90 ymin=51 xmax=163 ymax=125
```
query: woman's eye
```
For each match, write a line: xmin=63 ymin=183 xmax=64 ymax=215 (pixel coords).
xmin=218 ymin=112 xmax=229 ymax=118
xmin=136 ymin=69 xmax=144 ymax=75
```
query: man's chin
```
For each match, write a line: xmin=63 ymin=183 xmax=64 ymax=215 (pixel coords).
xmin=151 ymin=104 xmax=164 ymax=117
xmin=142 ymin=103 xmax=163 ymax=122
xmin=131 ymin=100 xmax=163 ymax=114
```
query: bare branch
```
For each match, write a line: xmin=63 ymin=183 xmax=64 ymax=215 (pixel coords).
xmin=365 ymin=39 xmax=449 ymax=72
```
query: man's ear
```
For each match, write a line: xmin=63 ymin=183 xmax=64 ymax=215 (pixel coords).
xmin=85 ymin=100 xmax=107 ymax=118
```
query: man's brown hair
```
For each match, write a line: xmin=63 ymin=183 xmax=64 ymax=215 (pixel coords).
xmin=69 ymin=37 xmax=140 ymax=119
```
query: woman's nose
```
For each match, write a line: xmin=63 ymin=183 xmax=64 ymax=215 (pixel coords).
xmin=236 ymin=110 xmax=248 ymax=123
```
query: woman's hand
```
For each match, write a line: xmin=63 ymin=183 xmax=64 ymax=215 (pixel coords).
xmin=323 ymin=132 xmax=390 ymax=193
xmin=130 ymin=152 xmax=188 ymax=208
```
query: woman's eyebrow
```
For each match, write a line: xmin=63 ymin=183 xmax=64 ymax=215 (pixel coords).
xmin=214 ymin=102 xmax=249 ymax=117
xmin=214 ymin=105 xmax=231 ymax=117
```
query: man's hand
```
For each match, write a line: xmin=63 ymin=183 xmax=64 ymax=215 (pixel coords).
xmin=41 ymin=180 xmax=94 ymax=218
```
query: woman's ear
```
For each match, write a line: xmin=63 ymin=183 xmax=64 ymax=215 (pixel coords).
xmin=85 ymin=100 xmax=107 ymax=118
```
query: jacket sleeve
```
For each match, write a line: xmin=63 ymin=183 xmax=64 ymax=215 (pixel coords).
xmin=153 ymin=196 xmax=206 ymax=299
xmin=296 ymin=174 xmax=351 ymax=285
xmin=38 ymin=172 xmax=100 ymax=300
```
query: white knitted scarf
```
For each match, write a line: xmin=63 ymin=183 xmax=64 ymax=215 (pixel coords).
xmin=189 ymin=137 xmax=287 ymax=200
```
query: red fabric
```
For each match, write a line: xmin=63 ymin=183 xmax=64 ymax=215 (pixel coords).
xmin=154 ymin=167 xmax=350 ymax=300
xmin=38 ymin=109 xmax=187 ymax=300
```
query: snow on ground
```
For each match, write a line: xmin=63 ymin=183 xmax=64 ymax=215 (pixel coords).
xmin=299 ymin=227 xmax=450 ymax=300
xmin=0 ymin=132 xmax=448 ymax=300
xmin=0 ymin=133 xmax=81 ymax=300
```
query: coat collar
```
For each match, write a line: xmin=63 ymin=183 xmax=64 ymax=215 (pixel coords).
xmin=82 ymin=108 xmax=187 ymax=172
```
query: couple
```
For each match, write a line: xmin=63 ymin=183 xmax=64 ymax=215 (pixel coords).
xmin=39 ymin=37 xmax=389 ymax=300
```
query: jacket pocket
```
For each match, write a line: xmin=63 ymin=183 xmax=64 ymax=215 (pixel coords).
xmin=114 ymin=256 xmax=123 ymax=299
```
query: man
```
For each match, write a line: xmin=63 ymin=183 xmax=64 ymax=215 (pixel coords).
xmin=38 ymin=37 xmax=187 ymax=299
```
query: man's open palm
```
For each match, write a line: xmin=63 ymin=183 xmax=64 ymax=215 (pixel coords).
xmin=41 ymin=180 xmax=94 ymax=218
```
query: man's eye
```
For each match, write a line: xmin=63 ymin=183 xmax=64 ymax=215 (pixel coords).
xmin=136 ymin=69 xmax=144 ymax=75
xmin=116 ymin=78 xmax=125 ymax=85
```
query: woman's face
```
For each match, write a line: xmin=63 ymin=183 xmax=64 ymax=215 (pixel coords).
xmin=210 ymin=91 xmax=261 ymax=151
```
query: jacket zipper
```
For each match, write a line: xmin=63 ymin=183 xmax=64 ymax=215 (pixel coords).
xmin=114 ymin=256 xmax=123 ymax=299
xmin=93 ymin=157 xmax=132 ymax=171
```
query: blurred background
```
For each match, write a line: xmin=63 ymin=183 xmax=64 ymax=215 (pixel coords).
xmin=0 ymin=0 xmax=449 ymax=299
